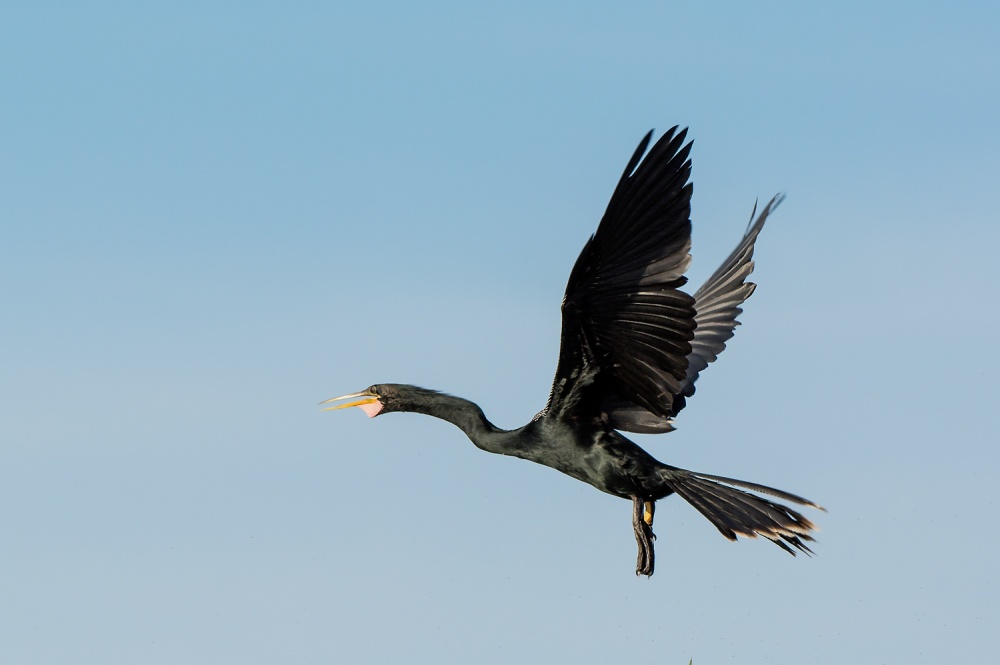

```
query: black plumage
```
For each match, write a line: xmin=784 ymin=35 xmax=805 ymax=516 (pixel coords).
xmin=323 ymin=127 xmax=822 ymax=576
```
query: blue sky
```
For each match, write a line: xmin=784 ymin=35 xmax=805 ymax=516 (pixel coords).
xmin=2 ymin=2 xmax=998 ymax=663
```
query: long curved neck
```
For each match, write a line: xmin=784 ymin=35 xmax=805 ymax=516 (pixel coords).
xmin=402 ymin=391 xmax=513 ymax=455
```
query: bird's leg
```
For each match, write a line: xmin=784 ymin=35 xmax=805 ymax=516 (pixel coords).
xmin=632 ymin=497 xmax=647 ymax=574
xmin=632 ymin=496 xmax=656 ymax=577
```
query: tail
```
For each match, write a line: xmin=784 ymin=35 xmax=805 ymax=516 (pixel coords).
xmin=664 ymin=469 xmax=824 ymax=555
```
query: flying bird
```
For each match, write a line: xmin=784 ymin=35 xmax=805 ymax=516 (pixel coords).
xmin=323 ymin=127 xmax=822 ymax=576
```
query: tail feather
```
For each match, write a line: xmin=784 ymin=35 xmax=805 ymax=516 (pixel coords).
xmin=667 ymin=471 xmax=821 ymax=556
xmin=693 ymin=471 xmax=825 ymax=511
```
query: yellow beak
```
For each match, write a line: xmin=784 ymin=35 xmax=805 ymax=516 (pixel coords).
xmin=319 ymin=390 xmax=379 ymax=411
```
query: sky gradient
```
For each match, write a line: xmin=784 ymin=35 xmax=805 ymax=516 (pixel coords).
xmin=2 ymin=2 xmax=998 ymax=663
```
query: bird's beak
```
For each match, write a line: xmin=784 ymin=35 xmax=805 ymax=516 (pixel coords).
xmin=319 ymin=389 xmax=384 ymax=417
xmin=319 ymin=390 xmax=379 ymax=411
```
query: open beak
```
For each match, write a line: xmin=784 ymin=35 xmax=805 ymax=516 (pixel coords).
xmin=319 ymin=390 xmax=379 ymax=411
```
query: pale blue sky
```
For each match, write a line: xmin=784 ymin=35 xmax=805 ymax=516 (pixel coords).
xmin=2 ymin=2 xmax=998 ymax=663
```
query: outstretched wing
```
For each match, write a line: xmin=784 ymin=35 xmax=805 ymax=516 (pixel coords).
xmin=679 ymin=195 xmax=784 ymax=397
xmin=542 ymin=128 xmax=697 ymax=432
xmin=673 ymin=195 xmax=784 ymax=410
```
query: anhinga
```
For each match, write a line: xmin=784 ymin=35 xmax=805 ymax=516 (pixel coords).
xmin=323 ymin=127 xmax=822 ymax=576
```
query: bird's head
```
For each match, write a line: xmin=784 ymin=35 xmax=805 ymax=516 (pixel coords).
xmin=320 ymin=384 xmax=442 ymax=418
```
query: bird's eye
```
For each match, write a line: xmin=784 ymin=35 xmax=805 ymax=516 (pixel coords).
xmin=368 ymin=385 xmax=379 ymax=396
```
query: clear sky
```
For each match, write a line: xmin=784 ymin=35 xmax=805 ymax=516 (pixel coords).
xmin=2 ymin=2 xmax=998 ymax=663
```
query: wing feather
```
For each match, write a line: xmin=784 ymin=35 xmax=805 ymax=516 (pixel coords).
xmin=539 ymin=129 xmax=783 ymax=436
xmin=543 ymin=128 xmax=696 ymax=427
xmin=679 ymin=195 xmax=784 ymax=401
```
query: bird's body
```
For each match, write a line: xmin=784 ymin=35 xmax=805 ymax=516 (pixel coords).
xmin=388 ymin=386 xmax=667 ymax=499
xmin=325 ymin=127 xmax=822 ymax=576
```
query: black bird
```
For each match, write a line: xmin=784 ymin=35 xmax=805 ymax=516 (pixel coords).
xmin=323 ymin=127 xmax=822 ymax=576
